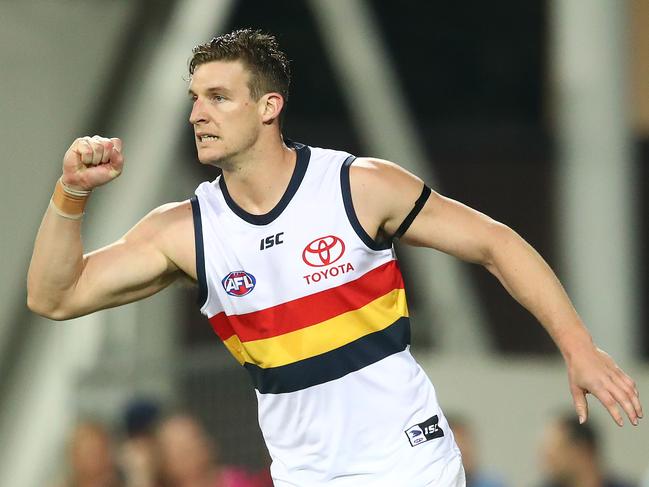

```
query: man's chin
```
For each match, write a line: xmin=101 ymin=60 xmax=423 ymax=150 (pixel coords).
xmin=197 ymin=150 xmax=224 ymax=167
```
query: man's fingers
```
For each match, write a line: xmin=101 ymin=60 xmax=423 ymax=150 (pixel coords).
xmin=571 ymin=386 xmax=589 ymax=424
xmin=618 ymin=369 xmax=640 ymax=398
xmin=79 ymin=137 xmax=100 ymax=165
xmin=109 ymin=147 xmax=124 ymax=179
xmin=110 ymin=137 xmax=122 ymax=153
xmin=613 ymin=366 xmax=643 ymax=418
xmin=91 ymin=135 xmax=114 ymax=164
xmin=70 ymin=136 xmax=122 ymax=168
xmin=595 ymin=388 xmax=625 ymax=426
xmin=63 ymin=135 xmax=124 ymax=190
xmin=634 ymin=394 xmax=644 ymax=419
xmin=73 ymin=138 xmax=94 ymax=165
xmin=570 ymin=349 xmax=643 ymax=428
xmin=93 ymin=136 xmax=113 ymax=163
xmin=614 ymin=371 xmax=643 ymax=420
xmin=606 ymin=379 xmax=640 ymax=426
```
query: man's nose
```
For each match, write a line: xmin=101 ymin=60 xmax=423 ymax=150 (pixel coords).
xmin=189 ymin=99 xmax=207 ymax=125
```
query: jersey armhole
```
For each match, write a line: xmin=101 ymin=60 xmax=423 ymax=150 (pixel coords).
xmin=391 ymin=185 xmax=432 ymax=240
xmin=190 ymin=196 xmax=208 ymax=308
xmin=340 ymin=156 xmax=393 ymax=251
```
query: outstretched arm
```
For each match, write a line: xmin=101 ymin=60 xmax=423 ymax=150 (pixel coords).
xmin=27 ymin=136 xmax=195 ymax=320
xmin=348 ymin=157 xmax=643 ymax=427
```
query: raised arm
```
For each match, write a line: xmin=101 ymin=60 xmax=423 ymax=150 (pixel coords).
xmin=27 ymin=136 xmax=195 ymax=320
xmin=348 ymin=157 xmax=643 ymax=427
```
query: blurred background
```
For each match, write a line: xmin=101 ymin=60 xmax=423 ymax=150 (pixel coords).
xmin=1 ymin=0 xmax=648 ymax=485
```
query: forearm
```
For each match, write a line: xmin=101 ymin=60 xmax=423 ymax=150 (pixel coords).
xmin=483 ymin=225 xmax=594 ymax=360
xmin=27 ymin=203 xmax=86 ymax=319
xmin=399 ymin=186 xmax=641 ymax=425
xmin=26 ymin=137 xmax=183 ymax=320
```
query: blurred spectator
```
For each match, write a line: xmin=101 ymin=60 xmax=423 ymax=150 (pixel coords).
xmin=447 ymin=415 xmax=509 ymax=487
xmin=54 ymin=419 xmax=123 ymax=487
xmin=156 ymin=413 xmax=271 ymax=487
xmin=119 ymin=398 xmax=163 ymax=487
xmin=538 ymin=412 xmax=635 ymax=487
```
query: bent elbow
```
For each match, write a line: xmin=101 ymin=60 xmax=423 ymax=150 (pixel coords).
xmin=26 ymin=294 xmax=72 ymax=321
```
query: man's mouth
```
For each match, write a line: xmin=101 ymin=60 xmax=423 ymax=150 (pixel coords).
xmin=197 ymin=134 xmax=219 ymax=142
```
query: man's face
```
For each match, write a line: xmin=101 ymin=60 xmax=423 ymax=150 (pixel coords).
xmin=157 ymin=416 xmax=213 ymax=480
xmin=69 ymin=424 xmax=114 ymax=479
xmin=539 ymin=422 xmax=576 ymax=482
xmin=188 ymin=60 xmax=262 ymax=166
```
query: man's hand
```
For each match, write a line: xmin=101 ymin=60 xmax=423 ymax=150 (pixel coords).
xmin=567 ymin=346 xmax=643 ymax=426
xmin=62 ymin=135 xmax=124 ymax=191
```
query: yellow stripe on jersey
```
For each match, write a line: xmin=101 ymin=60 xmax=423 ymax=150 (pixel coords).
xmin=222 ymin=334 xmax=247 ymax=365
xmin=223 ymin=288 xmax=408 ymax=369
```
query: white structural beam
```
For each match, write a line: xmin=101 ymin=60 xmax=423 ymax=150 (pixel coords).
xmin=88 ymin=0 xmax=234 ymax=361
xmin=309 ymin=0 xmax=489 ymax=353
xmin=0 ymin=1 xmax=234 ymax=486
xmin=551 ymin=0 xmax=637 ymax=360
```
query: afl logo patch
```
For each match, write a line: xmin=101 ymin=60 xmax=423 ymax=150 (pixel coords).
xmin=302 ymin=235 xmax=346 ymax=267
xmin=222 ymin=271 xmax=256 ymax=297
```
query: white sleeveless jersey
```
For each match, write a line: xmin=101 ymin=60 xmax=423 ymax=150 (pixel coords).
xmin=192 ymin=142 xmax=462 ymax=486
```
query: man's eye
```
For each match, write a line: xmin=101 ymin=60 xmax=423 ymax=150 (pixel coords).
xmin=212 ymin=95 xmax=225 ymax=102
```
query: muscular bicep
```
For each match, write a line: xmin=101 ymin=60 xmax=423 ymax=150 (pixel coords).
xmin=348 ymin=158 xmax=428 ymax=243
xmin=349 ymin=157 xmax=503 ymax=265
xmin=65 ymin=202 xmax=195 ymax=317
xmin=74 ymin=238 xmax=175 ymax=314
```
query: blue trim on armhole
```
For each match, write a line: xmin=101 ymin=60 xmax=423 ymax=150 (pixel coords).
xmin=340 ymin=156 xmax=393 ymax=251
xmin=190 ymin=196 xmax=208 ymax=307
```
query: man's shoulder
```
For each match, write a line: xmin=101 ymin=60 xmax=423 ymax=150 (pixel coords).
xmin=133 ymin=200 xmax=194 ymax=246
xmin=144 ymin=200 xmax=197 ymax=279
xmin=348 ymin=157 xmax=421 ymax=193
xmin=306 ymin=143 xmax=353 ymax=162
xmin=148 ymin=200 xmax=193 ymax=224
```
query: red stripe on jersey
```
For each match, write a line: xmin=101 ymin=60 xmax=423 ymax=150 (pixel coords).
xmin=208 ymin=260 xmax=404 ymax=342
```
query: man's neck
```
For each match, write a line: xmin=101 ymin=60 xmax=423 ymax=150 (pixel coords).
xmin=220 ymin=135 xmax=296 ymax=215
xmin=568 ymin=458 xmax=605 ymax=487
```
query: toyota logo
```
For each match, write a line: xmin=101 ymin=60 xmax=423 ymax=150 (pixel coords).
xmin=302 ymin=235 xmax=346 ymax=267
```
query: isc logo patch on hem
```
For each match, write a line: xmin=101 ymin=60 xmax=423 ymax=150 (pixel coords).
xmin=405 ymin=415 xmax=444 ymax=447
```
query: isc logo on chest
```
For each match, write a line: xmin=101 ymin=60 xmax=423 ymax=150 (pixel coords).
xmin=222 ymin=271 xmax=256 ymax=296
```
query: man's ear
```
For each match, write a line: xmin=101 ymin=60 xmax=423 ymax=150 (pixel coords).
xmin=260 ymin=93 xmax=284 ymax=125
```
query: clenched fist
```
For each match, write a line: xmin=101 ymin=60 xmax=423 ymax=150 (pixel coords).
xmin=62 ymin=136 xmax=124 ymax=191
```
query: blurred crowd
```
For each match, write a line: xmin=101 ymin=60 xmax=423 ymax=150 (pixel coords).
xmin=51 ymin=399 xmax=272 ymax=487
xmin=536 ymin=413 xmax=636 ymax=487
xmin=52 ymin=403 xmax=643 ymax=487
xmin=447 ymin=412 xmax=639 ymax=487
